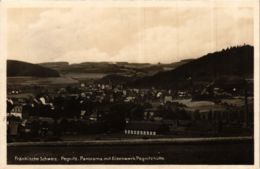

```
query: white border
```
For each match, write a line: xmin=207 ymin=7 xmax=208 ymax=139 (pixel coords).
xmin=0 ymin=0 xmax=259 ymax=169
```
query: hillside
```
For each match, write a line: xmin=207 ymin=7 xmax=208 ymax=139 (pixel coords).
xmin=39 ymin=60 xmax=193 ymax=77
xmin=7 ymin=60 xmax=60 ymax=77
xmin=39 ymin=62 xmax=69 ymax=70
xmin=97 ymin=74 xmax=133 ymax=85
xmin=130 ymin=45 xmax=253 ymax=88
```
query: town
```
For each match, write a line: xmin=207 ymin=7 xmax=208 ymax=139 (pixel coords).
xmin=7 ymin=77 xmax=253 ymax=142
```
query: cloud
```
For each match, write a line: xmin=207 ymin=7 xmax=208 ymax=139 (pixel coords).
xmin=7 ymin=5 xmax=254 ymax=64
xmin=111 ymin=7 xmax=254 ymax=63
xmin=112 ymin=26 xmax=179 ymax=63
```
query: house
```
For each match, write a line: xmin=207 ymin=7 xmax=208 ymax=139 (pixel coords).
xmin=144 ymin=108 xmax=157 ymax=120
xmin=164 ymin=95 xmax=173 ymax=103
xmin=89 ymin=111 xmax=98 ymax=121
xmin=124 ymin=96 xmax=135 ymax=103
xmin=177 ymin=91 xmax=187 ymax=98
xmin=7 ymin=117 xmax=21 ymax=136
xmin=162 ymin=120 xmax=191 ymax=132
xmin=9 ymin=105 xmax=23 ymax=118
xmin=7 ymin=104 xmax=23 ymax=136
xmin=124 ymin=121 xmax=162 ymax=136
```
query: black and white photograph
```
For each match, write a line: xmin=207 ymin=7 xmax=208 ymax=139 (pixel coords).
xmin=2 ymin=0 xmax=259 ymax=166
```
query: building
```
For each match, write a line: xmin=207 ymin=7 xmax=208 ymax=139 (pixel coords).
xmin=164 ymin=95 xmax=173 ymax=103
xmin=124 ymin=121 xmax=162 ymax=136
xmin=9 ymin=105 xmax=23 ymax=118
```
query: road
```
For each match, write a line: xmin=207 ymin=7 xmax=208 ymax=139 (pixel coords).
xmin=8 ymin=138 xmax=253 ymax=164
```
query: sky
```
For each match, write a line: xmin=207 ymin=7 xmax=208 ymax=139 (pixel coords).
xmin=7 ymin=3 xmax=254 ymax=64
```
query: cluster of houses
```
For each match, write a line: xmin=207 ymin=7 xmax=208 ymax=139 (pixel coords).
xmin=7 ymin=82 xmax=252 ymax=139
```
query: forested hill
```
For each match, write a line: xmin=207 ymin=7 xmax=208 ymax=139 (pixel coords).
xmin=7 ymin=60 xmax=60 ymax=77
xmin=130 ymin=45 xmax=253 ymax=88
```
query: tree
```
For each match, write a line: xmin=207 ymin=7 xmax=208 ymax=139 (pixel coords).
xmin=7 ymin=100 xmax=14 ymax=113
xmin=103 ymin=103 xmax=127 ymax=132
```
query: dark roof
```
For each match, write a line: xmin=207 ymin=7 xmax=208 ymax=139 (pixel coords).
xmin=125 ymin=121 xmax=161 ymax=131
xmin=144 ymin=108 xmax=158 ymax=112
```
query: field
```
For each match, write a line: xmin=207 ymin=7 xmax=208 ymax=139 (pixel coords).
xmin=222 ymin=97 xmax=254 ymax=107
xmin=7 ymin=73 xmax=109 ymax=86
xmin=173 ymin=98 xmax=253 ymax=112
xmin=8 ymin=77 xmax=79 ymax=85
xmin=173 ymin=99 xmax=226 ymax=112
xmin=63 ymin=73 xmax=107 ymax=81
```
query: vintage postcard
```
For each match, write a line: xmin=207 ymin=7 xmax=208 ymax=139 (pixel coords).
xmin=0 ymin=0 xmax=259 ymax=168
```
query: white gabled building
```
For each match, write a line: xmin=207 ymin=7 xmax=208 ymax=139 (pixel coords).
xmin=124 ymin=121 xmax=162 ymax=136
